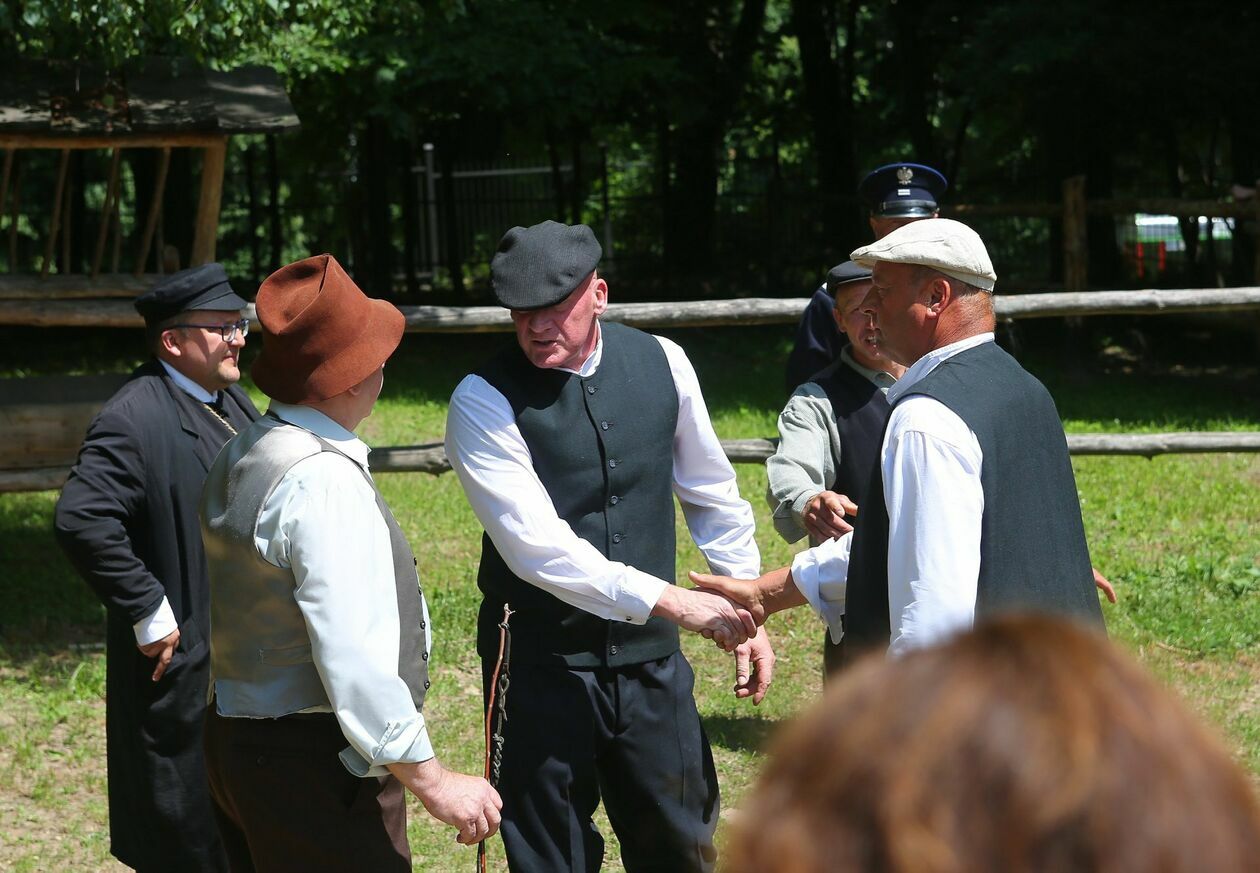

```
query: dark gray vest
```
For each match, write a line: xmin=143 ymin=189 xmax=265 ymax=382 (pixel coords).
xmin=474 ymin=322 xmax=680 ymax=667
xmin=812 ymin=359 xmax=892 ymax=524
xmin=845 ymin=342 xmax=1104 ymax=659
xmin=201 ymin=415 xmax=429 ymax=730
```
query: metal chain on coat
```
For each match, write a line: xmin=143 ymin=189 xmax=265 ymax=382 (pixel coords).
xmin=477 ymin=604 xmax=514 ymax=873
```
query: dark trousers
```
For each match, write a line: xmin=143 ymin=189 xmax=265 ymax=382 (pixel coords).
xmin=203 ymin=708 xmax=410 ymax=873
xmin=486 ymin=651 xmax=719 ymax=873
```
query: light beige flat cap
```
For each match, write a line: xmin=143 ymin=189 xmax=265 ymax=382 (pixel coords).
xmin=850 ymin=218 xmax=997 ymax=292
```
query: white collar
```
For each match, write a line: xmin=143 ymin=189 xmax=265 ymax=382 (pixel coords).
xmin=267 ymin=401 xmax=372 ymax=469
xmin=159 ymin=358 xmax=217 ymax=404
xmin=557 ymin=322 xmax=604 ymax=377
xmin=888 ymin=332 xmax=995 ymax=405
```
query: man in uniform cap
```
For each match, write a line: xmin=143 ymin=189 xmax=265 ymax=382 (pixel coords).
xmin=199 ymin=254 xmax=500 ymax=870
xmin=55 ymin=263 xmax=260 ymax=872
xmin=446 ymin=220 xmax=773 ymax=872
xmin=785 ymin=161 xmax=948 ymax=392
xmin=765 ymin=260 xmax=906 ymax=677
xmin=698 ymin=218 xmax=1106 ymax=663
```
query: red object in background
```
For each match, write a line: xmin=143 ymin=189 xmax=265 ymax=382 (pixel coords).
xmin=1136 ymin=241 xmax=1145 ymax=279
xmin=1158 ymin=241 xmax=1167 ymax=274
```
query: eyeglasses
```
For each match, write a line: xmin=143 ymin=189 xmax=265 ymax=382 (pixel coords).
xmin=167 ymin=319 xmax=250 ymax=342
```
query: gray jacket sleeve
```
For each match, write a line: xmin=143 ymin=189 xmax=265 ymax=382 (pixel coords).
xmin=764 ymin=387 xmax=839 ymax=543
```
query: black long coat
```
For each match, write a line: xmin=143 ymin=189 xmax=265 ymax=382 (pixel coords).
xmin=55 ymin=360 xmax=258 ymax=871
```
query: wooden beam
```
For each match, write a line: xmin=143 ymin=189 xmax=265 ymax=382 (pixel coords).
xmin=0 ymin=133 xmax=229 ymax=150
xmin=4 ymin=287 xmax=1260 ymax=329
xmin=7 ymin=164 xmax=19 ymax=270
xmin=1063 ymin=176 xmax=1088 ymax=294
xmin=0 ymin=273 xmax=157 ymax=300
xmin=190 ymin=137 xmax=228 ymax=266
xmin=134 ymin=147 xmax=171 ymax=276
xmin=92 ymin=148 xmax=123 ymax=277
xmin=0 ymin=149 xmax=12 ymax=222
xmin=40 ymin=149 xmax=71 ymax=278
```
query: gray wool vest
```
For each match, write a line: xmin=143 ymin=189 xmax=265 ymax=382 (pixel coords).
xmin=474 ymin=322 xmax=680 ymax=668
xmin=844 ymin=342 xmax=1104 ymax=660
xmin=200 ymin=414 xmax=429 ymax=726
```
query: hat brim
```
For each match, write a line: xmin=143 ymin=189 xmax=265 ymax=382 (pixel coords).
xmin=252 ymin=299 xmax=405 ymax=404
xmin=185 ymin=286 xmax=249 ymax=312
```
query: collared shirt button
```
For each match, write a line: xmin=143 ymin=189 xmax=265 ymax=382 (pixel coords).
xmin=610 ymin=495 xmax=620 ymax=505
xmin=608 ymin=459 xmax=617 ymax=469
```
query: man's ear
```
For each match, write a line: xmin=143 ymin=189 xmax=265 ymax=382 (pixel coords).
xmin=159 ymin=328 xmax=183 ymax=358
xmin=591 ymin=276 xmax=610 ymax=317
xmin=925 ymin=276 xmax=952 ymax=316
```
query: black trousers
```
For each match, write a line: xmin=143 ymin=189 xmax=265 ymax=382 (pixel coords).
xmin=485 ymin=651 xmax=719 ymax=873
xmin=203 ymin=708 xmax=410 ymax=873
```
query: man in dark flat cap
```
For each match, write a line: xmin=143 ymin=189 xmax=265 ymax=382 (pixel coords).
xmin=785 ymin=162 xmax=947 ymax=393
xmin=765 ymin=260 xmax=907 ymax=677
xmin=55 ymin=263 xmax=259 ymax=872
xmin=446 ymin=220 xmax=774 ymax=872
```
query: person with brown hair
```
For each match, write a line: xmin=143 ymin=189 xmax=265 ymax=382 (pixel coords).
xmin=724 ymin=615 xmax=1260 ymax=873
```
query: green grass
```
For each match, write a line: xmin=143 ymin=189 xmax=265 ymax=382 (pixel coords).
xmin=1 ymin=323 xmax=1257 ymax=870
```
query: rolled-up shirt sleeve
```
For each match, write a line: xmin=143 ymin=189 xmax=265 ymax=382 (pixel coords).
xmin=258 ymin=453 xmax=433 ymax=776
xmin=445 ymin=375 xmax=669 ymax=624
xmin=765 ymin=391 xmax=833 ymax=544
xmin=657 ymin=336 xmax=761 ymax=579
xmin=790 ymin=533 xmax=851 ymax=643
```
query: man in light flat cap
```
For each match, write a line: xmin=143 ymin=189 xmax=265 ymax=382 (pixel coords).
xmin=446 ymin=220 xmax=773 ymax=872
xmin=55 ymin=263 xmax=260 ymax=872
xmin=199 ymin=255 xmax=500 ymax=871
xmin=765 ymin=259 xmax=907 ymax=677
xmin=785 ymin=161 xmax=948 ymax=393
xmin=697 ymin=218 xmax=1107 ymax=663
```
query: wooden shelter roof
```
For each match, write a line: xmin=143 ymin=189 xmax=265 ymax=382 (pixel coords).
xmin=0 ymin=59 xmax=299 ymax=139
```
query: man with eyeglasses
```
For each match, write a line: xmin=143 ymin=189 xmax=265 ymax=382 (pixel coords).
xmin=55 ymin=263 xmax=260 ymax=873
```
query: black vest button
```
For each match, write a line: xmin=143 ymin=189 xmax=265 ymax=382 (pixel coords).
xmin=419 ymin=620 xmax=426 ymax=629
xmin=608 ymin=459 xmax=617 ymax=468
xmin=424 ymin=680 xmax=431 ymax=690
xmin=600 ymin=420 xmax=610 ymax=430
xmin=422 ymin=651 xmax=428 ymax=661
xmin=610 ymin=495 xmax=620 ymax=505
xmin=609 ymin=645 xmax=619 ymax=655
xmin=612 ymin=533 xmax=623 ymax=543
xmin=586 ymin=384 xmax=597 ymax=394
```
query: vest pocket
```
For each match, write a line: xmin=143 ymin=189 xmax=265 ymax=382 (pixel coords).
xmin=258 ymin=643 xmax=313 ymax=665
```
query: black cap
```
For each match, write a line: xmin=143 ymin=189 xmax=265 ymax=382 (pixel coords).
xmin=824 ymin=260 xmax=872 ymax=296
xmin=133 ymin=263 xmax=247 ymax=324
xmin=858 ymin=163 xmax=948 ymax=218
xmin=490 ymin=221 xmax=602 ymax=310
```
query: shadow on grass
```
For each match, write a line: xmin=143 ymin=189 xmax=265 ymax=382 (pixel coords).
xmin=702 ymin=713 xmax=782 ymax=754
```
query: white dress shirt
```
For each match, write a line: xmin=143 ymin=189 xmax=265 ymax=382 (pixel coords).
xmin=790 ymin=333 xmax=993 ymax=654
xmin=445 ymin=326 xmax=761 ymax=622
xmin=131 ymin=360 xmax=222 ymax=646
xmin=248 ymin=402 xmax=434 ymax=774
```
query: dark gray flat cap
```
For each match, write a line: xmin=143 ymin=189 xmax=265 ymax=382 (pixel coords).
xmin=133 ymin=263 xmax=247 ymax=324
xmin=490 ymin=221 xmax=602 ymax=310
xmin=824 ymin=260 xmax=873 ymax=296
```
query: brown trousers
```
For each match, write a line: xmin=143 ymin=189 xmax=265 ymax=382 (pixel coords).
xmin=203 ymin=708 xmax=410 ymax=872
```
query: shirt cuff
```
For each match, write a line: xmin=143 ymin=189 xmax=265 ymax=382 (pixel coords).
xmin=790 ymin=489 xmax=820 ymax=521
xmin=133 ymin=597 xmax=177 ymax=645
xmin=618 ymin=568 xmax=670 ymax=624
xmin=790 ymin=538 xmax=850 ymax=644
xmin=339 ymin=717 xmax=435 ymax=778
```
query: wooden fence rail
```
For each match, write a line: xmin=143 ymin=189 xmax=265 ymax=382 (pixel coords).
xmin=5 ymin=431 xmax=1258 ymax=493
xmin=3 ymin=286 xmax=1260 ymax=330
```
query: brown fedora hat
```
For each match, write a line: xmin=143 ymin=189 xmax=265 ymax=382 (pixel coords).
xmin=251 ymin=254 xmax=404 ymax=404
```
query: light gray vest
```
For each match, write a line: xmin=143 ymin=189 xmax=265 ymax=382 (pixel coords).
xmin=200 ymin=415 xmax=429 ymax=725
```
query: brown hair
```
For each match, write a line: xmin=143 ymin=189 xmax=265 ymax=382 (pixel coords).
xmin=725 ymin=616 xmax=1260 ymax=873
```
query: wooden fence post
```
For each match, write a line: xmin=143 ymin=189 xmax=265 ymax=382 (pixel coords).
xmin=191 ymin=137 xmax=228 ymax=266
xmin=1253 ymin=178 xmax=1260 ymax=286
xmin=1063 ymin=175 xmax=1088 ymax=292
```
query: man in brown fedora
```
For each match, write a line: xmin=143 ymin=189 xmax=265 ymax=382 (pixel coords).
xmin=200 ymin=254 xmax=500 ymax=871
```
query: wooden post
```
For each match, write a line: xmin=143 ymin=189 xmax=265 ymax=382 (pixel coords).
xmin=1062 ymin=175 xmax=1088 ymax=293
xmin=61 ymin=171 xmax=71 ymax=273
xmin=92 ymin=148 xmax=122 ymax=277
xmin=0 ymin=149 xmax=12 ymax=223
xmin=41 ymin=149 xmax=71 ymax=278
xmin=135 ymin=147 xmax=171 ymax=276
xmin=1253 ymin=178 xmax=1260 ymax=286
xmin=190 ymin=137 xmax=228 ymax=266
xmin=8 ymin=166 xmax=19 ymax=271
